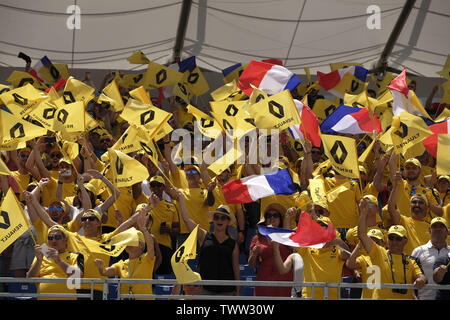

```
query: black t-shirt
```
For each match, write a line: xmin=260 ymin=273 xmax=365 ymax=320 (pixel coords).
xmin=433 ymin=255 xmax=450 ymax=300
xmin=198 ymin=232 xmax=236 ymax=293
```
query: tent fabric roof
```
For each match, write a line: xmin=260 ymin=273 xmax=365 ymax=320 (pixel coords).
xmin=0 ymin=0 xmax=449 ymax=77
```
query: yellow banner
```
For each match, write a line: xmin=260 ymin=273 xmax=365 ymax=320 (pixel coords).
xmin=0 ymin=190 xmax=32 ymax=254
xmin=322 ymin=134 xmax=361 ymax=181
xmin=210 ymin=100 xmax=254 ymax=139
xmin=182 ymin=66 xmax=210 ymax=96
xmin=0 ymin=83 xmax=47 ymax=118
xmin=62 ymin=77 xmax=95 ymax=106
xmin=127 ymin=51 xmax=150 ymax=65
xmin=186 ymin=104 xmax=222 ymax=139
xmin=171 ymin=225 xmax=201 ymax=284
xmin=105 ymin=149 xmax=149 ymax=188
xmin=98 ymin=79 xmax=125 ymax=112
xmin=0 ymin=109 xmax=47 ymax=145
xmin=38 ymin=64 xmax=71 ymax=85
xmin=144 ymin=61 xmax=183 ymax=88
xmin=7 ymin=71 xmax=47 ymax=90
xmin=312 ymin=98 xmax=339 ymax=123
xmin=52 ymin=101 xmax=86 ymax=134
xmin=207 ymin=144 xmax=243 ymax=176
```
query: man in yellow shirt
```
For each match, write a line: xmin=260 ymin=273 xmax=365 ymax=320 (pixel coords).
xmin=436 ymin=175 xmax=450 ymax=207
xmin=388 ymin=171 xmax=434 ymax=255
xmin=28 ymin=225 xmax=84 ymax=300
xmin=358 ymin=198 xmax=427 ymax=299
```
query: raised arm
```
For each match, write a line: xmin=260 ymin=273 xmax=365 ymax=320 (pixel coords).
xmin=357 ymin=198 xmax=373 ymax=253
xmin=300 ymin=140 xmax=313 ymax=187
xmin=387 ymin=171 xmax=402 ymax=225
xmin=135 ymin=209 xmax=155 ymax=260
xmin=345 ymin=241 xmax=362 ymax=270
xmin=86 ymin=169 xmax=120 ymax=215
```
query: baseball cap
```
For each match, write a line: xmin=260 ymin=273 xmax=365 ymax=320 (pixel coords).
xmin=82 ymin=209 xmax=101 ymax=221
xmin=430 ymin=217 xmax=448 ymax=229
xmin=149 ymin=175 xmax=165 ymax=185
xmin=367 ymin=228 xmax=385 ymax=241
xmin=410 ymin=193 xmax=428 ymax=205
xmin=363 ymin=195 xmax=379 ymax=206
xmin=315 ymin=215 xmax=332 ymax=226
xmin=438 ymin=175 xmax=450 ymax=183
xmin=388 ymin=225 xmax=407 ymax=238
xmin=405 ymin=158 xmax=421 ymax=168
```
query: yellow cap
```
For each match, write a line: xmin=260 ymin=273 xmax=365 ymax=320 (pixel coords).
xmin=430 ymin=217 xmax=448 ymax=229
xmin=405 ymin=158 xmax=421 ymax=168
xmin=363 ymin=195 xmax=378 ymax=206
xmin=367 ymin=228 xmax=384 ymax=241
xmin=149 ymin=175 xmax=165 ymax=185
xmin=438 ymin=175 xmax=450 ymax=183
xmin=82 ymin=209 xmax=101 ymax=221
xmin=410 ymin=193 xmax=428 ymax=205
xmin=388 ymin=225 xmax=407 ymax=238
xmin=315 ymin=215 xmax=332 ymax=226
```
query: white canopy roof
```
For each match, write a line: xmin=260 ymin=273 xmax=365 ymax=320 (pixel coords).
xmin=0 ymin=0 xmax=449 ymax=77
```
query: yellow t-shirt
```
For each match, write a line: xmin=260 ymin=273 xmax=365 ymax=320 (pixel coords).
xmin=368 ymin=244 xmax=422 ymax=299
xmin=177 ymin=187 xmax=209 ymax=234
xmin=149 ymin=200 xmax=179 ymax=248
xmin=345 ymin=226 xmax=386 ymax=249
xmin=297 ymin=246 xmax=345 ymax=300
xmin=325 ymin=177 xmax=361 ymax=228
xmin=34 ymin=251 xmax=83 ymax=300
xmin=112 ymin=253 xmax=156 ymax=300
xmin=440 ymin=191 xmax=450 ymax=207
xmin=355 ymin=254 xmax=377 ymax=299
xmin=398 ymin=215 xmax=431 ymax=256
xmin=41 ymin=178 xmax=78 ymax=207
xmin=11 ymin=171 xmax=34 ymax=200
xmin=32 ymin=219 xmax=79 ymax=246
xmin=169 ymin=167 xmax=189 ymax=189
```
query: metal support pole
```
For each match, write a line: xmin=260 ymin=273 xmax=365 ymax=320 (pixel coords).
xmin=172 ymin=0 xmax=193 ymax=63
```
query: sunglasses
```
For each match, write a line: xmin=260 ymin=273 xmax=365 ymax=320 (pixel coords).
xmin=49 ymin=205 xmax=63 ymax=211
xmin=81 ymin=216 xmax=98 ymax=222
xmin=48 ymin=234 xmax=63 ymax=241
xmin=265 ymin=212 xmax=281 ymax=219
xmin=213 ymin=214 xmax=229 ymax=221
xmin=50 ymin=153 xmax=62 ymax=159
xmin=150 ymin=182 xmax=164 ymax=188
xmin=411 ymin=199 xmax=425 ymax=205
xmin=19 ymin=153 xmax=30 ymax=158
xmin=185 ymin=170 xmax=199 ymax=175
xmin=388 ymin=235 xmax=404 ymax=241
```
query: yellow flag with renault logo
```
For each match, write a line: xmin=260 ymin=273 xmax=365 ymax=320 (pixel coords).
xmin=312 ymin=98 xmax=339 ymax=124
xmin=6 ymin=71 xmax=47 ymax=90
xmin=127 ymin=50 xmax=150 ymax=65
xmin=186 ymin=104 xmax=222 ymax=139
xmin=0 ymin=189 xmax=32 ymax=254
xmin=0 ymin=109 xmax=47 ymax=145
xmin=171 ymin=225 xmax=201 ymax=284
xmin=210 ymin=79 xmax=241 ymax=101
xmin=383 ymin=112 xmax=433 ymax=156
xmin=144 ymin=61 xmax=183 ymax=88
xmin=207 ymin=144 xmax=243 ymax=176
xmin=321 ymin=134 xmax=361 ymax=181
xmin=98 ymin=79 xmax=125 ymax=112
xmin=210 ymin=100 xmax=254 ymax=139
xmin=248 ymin=89 xmax=301 ymax=132
xmin=436 ymin=134 xmax=450 ymax=175
xmin=104 ymin=148 xmax=149 ymax=188
xmin=0 ymin=83 xmax=47 ymax=118
xmin=61 ymin=76 xmax=95 ymax=106
xmin=52 ymin=101 xmax=86 ymax=135
xmin=119 ymin=98 xmax=172 ymax=139
xmin=37 ymin=64 xmax=70 ymax=85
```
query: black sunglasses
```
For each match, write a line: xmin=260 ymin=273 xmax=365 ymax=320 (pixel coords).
xmin=81 ymin=216 xmax=98 ymax=222
xmin=411 ymin=199 xmax=425 ymax=205
xmin=50 ymin=153 xmax=62 ymax=159
xmin=213 ymin=214 xmax=229 ymax=221
xmin=388 ymin=235 xmax=403 ymax=241
xmin=265 ymin=212 xmax=281 ymax=219
xmin=150 ymin=182 xmax=164 ymax=188
xmin=48 ymin=234 xmax=63 ymax=241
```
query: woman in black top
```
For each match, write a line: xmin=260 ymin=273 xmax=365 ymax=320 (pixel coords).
xmin=174 ymin=188 xmax=240 ymax=296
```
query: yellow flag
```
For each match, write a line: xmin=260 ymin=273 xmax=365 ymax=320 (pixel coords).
xmin=0 ymin=83 xmax=47 ymax=118
xmin=223 ymin=63 xmax=248 ymax=84
xmin=172 ymin=82 xmax=193 ymax=105
xmin=129 ymin=86 xmax=151 ymax=105
xmin=105 ymin=149 xmax=149 ymax=187
xmin=371 ymin=72 xmax=396 ymax=96
xmin=385 ymin=112 xmax=433 ymax=156
xmin=171 ymin=225 xmax=201 ymax=284
xmin=111 ymin=125 xmax=143 ymax=154
xmin=312 ymin=98 xmax=339 ymax=123
xmin=331 ymin=72 xmax=366 ymax=97
xmin=28 ymin=100 xmax=57 ymax=131
xmin=98 ymin=79 xmax=125 ymax=112
xmin=0 ymin=109 xmax=47 ymax=145
xmin=210 ymin=100 xmax=254 ymax=139
xmin=181 ymin=66 xmax=210 ymax=96
xmin=248 ymin=90 xmax=301 ymax=132
xmin=119 ymin=98 xmax=172 ymax=139
xmin=321 ymin=134 xmax=361 ymax=181
xmin=296 ymin=68 xmax=312 ymax=95
xmin=0 ymin=189 xmax=32 ymax=254
xmin=210 ymin=80 xmax=240 ymax=101
xmin=435 ymin=108 xmax=450 ymax=123
xmin=127 ymin=51 xmax=150 ymax=65
xmin=436 ymin=54 xmax=450 ymax=79
xmin=52 ymin=101 xmax=86 ymax=134
xmin=0 ymin=84 xmax=12 ymax=95
xmin=144 ymin=61 xmax=183 ymax=88
xmin=62 ymin=77 xmax=95 ymax=106
xmin=0 ymin=141 xmax=26 ymax=151
xmin=186 ymin=104 xmax=222 ymax=139
xmin=343 ymin=83 xmax=377 ymax=114
xmin=75 ymin=233 xmax=126 ymax=257
xmin=153 ymin=121 xmax=174 ymax=142
xmin=309 ymin=178 xmax=327 ymax=203
xmin=6 ymin=71 xmax=47 ymax=90
xmin=207 ymin=144 xmax=243 ymax=176
xmin=436 ymin=134 xmax=450 ymax=175
xmin=0 ymin=157 xmax=12 ymax=175
xmin=37 ymin=64 xmax=71 ymax=85
xmin=56 ymin=138 xmax=80 ymax=162
xmin=119 ymin=72 xmax=146 ymax=89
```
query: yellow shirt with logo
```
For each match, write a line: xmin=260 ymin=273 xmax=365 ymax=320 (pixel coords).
xmin=398 ymin=215 xmax=431 ymax=256
xmin=297 ymin=246 xmax=345 ymax=300
xmin=149 ymin=200 xmax=179 ymax=248
xmin=32 ymin=219 xmax=79 ymax=246
xmin=112 ymin=253 xmax=156 ymax=300
xmin=33 ymin=251 xmax=83 ymax=300
xmin=368 ymin=244 xmax=422 ymax=299
xmin=355 ymin=254 xmax=377 ymax=299
xmin=41 ymin=178 xmax=78 ymax=207
xmin=396 ymin=179 xmax=439 ymax=221
xmin=177 ymin=187 xmax=209 ymax=234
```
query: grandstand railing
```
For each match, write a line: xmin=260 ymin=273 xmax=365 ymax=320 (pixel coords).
xmin=1 ymin=277 xmax=450 ymax=300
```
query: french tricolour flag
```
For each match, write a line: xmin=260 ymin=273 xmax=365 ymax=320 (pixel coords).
xmin=317 ymin=66 xmax=367 ymax=98
xmin=288 ymin=99 xmax=321 ymax=147
xmin=237 ymin=60 xmax=301 ymax=97
xmin=320 ymin=104 xmax=382 ymax=135
xmin=29 ymin=56 xmax=52 ymax=83
xmin=258 ymin=211 xmax=336 ymax=248
xmin=422 ymin=117 xmax=450 ymax=158
xmin=222 ymin=168 xmax=297 ymax=204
